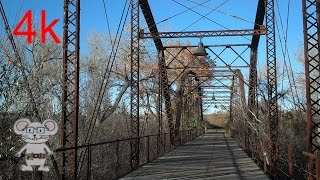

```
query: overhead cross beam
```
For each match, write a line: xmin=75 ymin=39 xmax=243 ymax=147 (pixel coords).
xmin=163 ymin=44 xmax=250 ymax=48
xmin=140 ymin=29 xmax=266 ymax=39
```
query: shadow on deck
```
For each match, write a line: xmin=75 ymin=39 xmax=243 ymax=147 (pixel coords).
xmin=121 ymin=129 xmax=269 ymax=180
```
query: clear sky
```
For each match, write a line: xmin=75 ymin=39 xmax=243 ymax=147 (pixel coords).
xmin=1 ymin=0 xmax=304 ymax=52
xmin=1 ymin=0 xmax=305 ymax=114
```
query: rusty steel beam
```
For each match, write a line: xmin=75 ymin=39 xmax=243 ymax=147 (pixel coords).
xmin=302 ymin=0 xmax=320 ymax=177
xmin=197 ymin=87 xmax=231 ymax=90
xmin=138 ymin=1 xmax=176 ymax=146
xmin=201 ymin=85 xmax=232 ymax=88
xmin=167 ymin=66 xmax=249 ymax=69
xmin=130 ymin=0 xmax=140 ymax=169
xmin=266 ymin=0 xmax=279 ymax=172
xmin=139 ymin=0 xmax=163 ymax=50
xmin=230 ymin=75 xmax=235 ymax=123
xmin=157 ymin=56 xmax=163 ymax=154
xmin=203 ymin=99 xmax=231 ymax=102
xmin=202 ymin=90 xmax=231 ymax=93
xmin=247 ymin=0 xmax=265 ymax=160
xmin=203 ymin=100 xmax=231 ymax=102
xmin=203 ymin=95 xmax=231 ymax=98
xmin=159 ymin=50 xmax=175 ymax=145
xmin=61 ymin=0 xmax=80 ymax=179
xmin=199 ymin=86 xmax=204 ymax=121
xmin=207 ymin=47 xmax=251 ymax=70
xmin=251 ymin=0 xmax=266 ymax=49
xmin=140 ymin=29 xmax=266 ymax=39
xmin=191 ymin=85 xmax=232 ymax=89
xmin=248 ymin=48 xmax=257 ymax=112
xmin=234 ymin=70 xmax=246 ymax=105
xmin=163 ymin=44 xmax=250 ymax=48
xmin=249 ymin=0 xmax=265 ymax=108
xmin=203 ymin=102 xmax=230 ymax=105
xmin=230 ymin=70 xmax=247 ymax=146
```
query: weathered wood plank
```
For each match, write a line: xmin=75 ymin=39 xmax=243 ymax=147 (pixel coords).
xmin=121 ymin=130 xmax=269 ymax=180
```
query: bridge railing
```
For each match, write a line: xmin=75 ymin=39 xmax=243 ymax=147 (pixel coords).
xmin=231 ymin=129 xmax=313 ymax=179
xmin=51 ymin=128 xmax=204 ymax=180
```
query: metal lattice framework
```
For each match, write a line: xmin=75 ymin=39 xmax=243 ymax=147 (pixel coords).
xmin=266 ymin=0 xmax=279 ymax=171
xmin=302 ymin=0 xmax=320 ymax=177
xmin=61 ymin=0 xmax=80 ymax=179
xmin=158 ymin=50 xmax=175 ymax=144
xmin=248 ymin=0 xmax=265 ymax=166
xmin=140 ymin=29 xmax=266 ymax=39
xmin=230 ymin=70 xmax=246 ymax=146
xmin=130 ymin=0 xmax=140 ymax=169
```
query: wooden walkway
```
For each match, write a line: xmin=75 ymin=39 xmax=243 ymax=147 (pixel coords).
xmin=121 ymin=130 xmax=269 ymax=180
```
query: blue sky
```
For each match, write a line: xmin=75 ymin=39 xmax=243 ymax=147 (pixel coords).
xmin=1 ymin=0 xmax=303 ymax=53
xmin=1 ymin=0 xmax=305 ymax=114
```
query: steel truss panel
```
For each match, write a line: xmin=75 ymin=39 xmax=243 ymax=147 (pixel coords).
xmin=302 ymin=0 xmax=320 ymax=177
xmin=230 ymin=70 xmax=246 ymax=146
xmin=130 ymin=0 xmax=140 ymax=169
xmin=163 ymin=44 xmax=250 ymax=48
xmin=248 ymin=0 xmax=265 ymax=166
xmin=266 ymin=0 xmax=279 ymax=171
xmin=61 ymin=0 xmax=80 ymax=179
xmin=159 ymin=50 xmax=175 ymax=144
xmin=140 ymin=29 xmax=266 ymax=39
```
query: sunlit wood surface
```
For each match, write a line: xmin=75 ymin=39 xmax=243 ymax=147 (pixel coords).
xmin=122 ymin=129 xmax=269 ymax=180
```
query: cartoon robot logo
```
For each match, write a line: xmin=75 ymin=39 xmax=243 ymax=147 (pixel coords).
xmin=14 ymin=118 xmax=57 ymax=171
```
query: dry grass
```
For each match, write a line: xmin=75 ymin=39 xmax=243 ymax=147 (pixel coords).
xmin=204 ymin=113 xmax=228 ymax=127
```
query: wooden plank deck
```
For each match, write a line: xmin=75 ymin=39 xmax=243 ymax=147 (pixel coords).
xmin=121 ymin=130 xmax=269 ymax=180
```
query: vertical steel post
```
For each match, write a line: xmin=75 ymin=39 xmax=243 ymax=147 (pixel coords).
xmin=229 ymin=76 xmax=235 ymax=138
xmin=157 ymin=58 xmax=163 ymax=155
xmin=198 ymin=86 xmax=204 ymax=122
xmin=248 ymin=47 xmax=258 ymax=165
xmin=130 ymin=0 xmax=140 ymax=170
xmin=266 ymin=0 xmax=279 ymax=171
xmin=158 ymin=49 xmax=175 ymax=145
xmin=116 ymin=141 xmax=120 ymax=178
xmin=302 ymin=0 xmax=320 ymax=177
xmin=288 ymin=146 xmax=293 ymax=179
xmin=236 ymin=70 xmax=248 ymax=148
xmin=230 ymin=75 xmax=235 ymax=127
xmin=61 ymin=0 xmax=80 ymax=179
xmin=248 ymin=48 xmax=258 ymax=112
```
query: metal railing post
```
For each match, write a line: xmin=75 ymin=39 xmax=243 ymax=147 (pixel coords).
xmin=288 ymin=146 xmax=293 ymax=179
xmin=264 ymin=152 xmax=267 ymax=174
xmin=157 ymin=134 xmax=160 ymax=156
xmin=316 ymin=156 xmax=320 ymax=180
xmin=116 ymin=140 xmax=120 ymax=178
xmin=147 ymin=136 xmax=150 ymax=163
xmin=87 ymin=146 xmax=91 ymax=180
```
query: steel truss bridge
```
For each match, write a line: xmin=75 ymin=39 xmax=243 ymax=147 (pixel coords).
xmin=1 ymin=0 xmax=320 ymax=179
